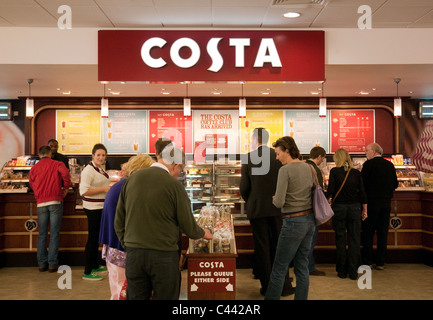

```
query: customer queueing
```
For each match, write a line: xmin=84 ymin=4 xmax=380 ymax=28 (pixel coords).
xmin=361 ymin=143 xmax=398 ymax=270
xmin=29 ymin=146 xmax=70 ymax=273
xmin=265 ymin=136 xmax=315 ymax=300
xmin=99 ymin=154 xmax=155 ymax=299
xmin=115 ymin=146 xmax=213 ymax=300
xmin=327 ymin=148 xmax=368 ymax=280
xmin=305 ymin=146 xmax=327 ymax=277
xmin=240 ymin=128 xmax=294 ymax=296
xmin=80 ymin=143 xmax=111 ymax=281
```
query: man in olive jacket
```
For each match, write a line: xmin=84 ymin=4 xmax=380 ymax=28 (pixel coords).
xmin=240 ymin=128 xmax=293 ymax=296
xmin=115 ymin=146 xmax=212 ymax=300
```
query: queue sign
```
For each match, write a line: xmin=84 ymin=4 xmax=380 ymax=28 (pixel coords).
xmin=187 ymin=258 xmax=236 ymax=300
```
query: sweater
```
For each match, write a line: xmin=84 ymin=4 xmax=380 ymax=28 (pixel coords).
xmin=29 ymin=157 xmax=71 ymax=204
xmin=99 ymin=178 xmax=126 ymax=251
xmin=272 ymin=161 xmax=313 ymax=214
xmin=115 ymin=165 xmax=205 ymax=252
xmin=79 ymin=161 xmax=110 ymax=210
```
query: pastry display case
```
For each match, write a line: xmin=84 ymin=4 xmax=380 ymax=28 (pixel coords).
xmin=185 ymin=163 xmax=214 ymax=212
xmin=395 ymin=165 xmax=424 ymax=191
xmin=214 ymin=162 xmax=245 ymax=215
xmin=0 ymin=157 xmax=37 ymax=193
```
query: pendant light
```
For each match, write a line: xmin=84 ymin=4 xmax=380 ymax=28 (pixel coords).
xmin=239 ymin=83 xmax=246 ymax=118
xmin=394 ymin=78 xmax=402 ymax=118
xmin=101 ymin=82 xmax=109 ymax=118
xmin=26 ymin=79 xmax=34 ymax=118
xmin=319 ymin=79 xmax=326 ymax=117
xmin=183 ymin=83 xmax=191 ymax=117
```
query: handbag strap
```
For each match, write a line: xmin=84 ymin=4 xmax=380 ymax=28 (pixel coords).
xmin=331 ymin=168 xmax=351 ymax=205
xmin=308 ymin=164 xmax=320 ymax=187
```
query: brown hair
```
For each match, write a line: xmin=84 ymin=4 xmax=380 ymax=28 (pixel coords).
xmin=272 ymin=136 xmax=300 ymax=159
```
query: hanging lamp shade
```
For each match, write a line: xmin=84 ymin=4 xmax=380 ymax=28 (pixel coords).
xmin=319 ymin=97 xmax=327 ymax=117
xmin=394 ymin=98 xmax=402 ymax=118
xmin=183 ymin=98 xmax=191 ymax=116
xmin=101 ymin=98 xmax=109 ymax=118
xmin=239 ymin=97 xmax=246 ymax=118
xmin=26 ymin=98 xmax=34 ymax=118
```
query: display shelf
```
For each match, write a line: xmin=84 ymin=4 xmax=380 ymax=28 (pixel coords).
xmin=396 ymin=164 xmax=423 ymax=190
xmin=1 ymin=161 xmax=35 ymax=194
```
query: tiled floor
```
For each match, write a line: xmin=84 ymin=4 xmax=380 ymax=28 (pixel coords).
xmin=0 ymin=264 xmax=432 ymax=300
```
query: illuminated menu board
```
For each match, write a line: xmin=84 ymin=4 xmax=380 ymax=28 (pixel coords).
xmin=148 ymin=110 xmax=193 ymax=154
xmin=285 ymin=110 xmax=329 ymax=153
xmin=193 ymin=110 xmax=239 ymax=161
xmin=101 ymin=110 xmax=147 ymax=154
xmin=56 ymin=110 xmax=101 ymax=154
xmin=330 ymin=109 xmax=375 ymax=153
xmin=239 ymin=110 xmax=284 ymax=154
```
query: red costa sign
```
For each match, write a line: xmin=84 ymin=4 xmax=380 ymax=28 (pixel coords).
xmin=98 ymin=30 xmax=324 ymax=82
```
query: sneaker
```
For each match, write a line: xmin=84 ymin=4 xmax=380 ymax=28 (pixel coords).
xmin=92 ymin=266 xmax=108 ymax=273
xmin=82 ymin=272 xmax=103 ymax=281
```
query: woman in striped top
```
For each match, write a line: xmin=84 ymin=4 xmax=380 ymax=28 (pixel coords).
xmin=79 ymin=143 xmax=111 ymax=281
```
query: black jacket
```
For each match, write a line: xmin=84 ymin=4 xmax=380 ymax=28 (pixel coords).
xmin=361 ymin=156 xmax=398 ymax=204
xmin=240 ymin=145 xmax=282 ymax=219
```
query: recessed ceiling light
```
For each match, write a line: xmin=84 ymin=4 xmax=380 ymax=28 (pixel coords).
xmin=110 ymin=91 xmax=120 ymax=95
xmin=359 ymin=91 xmax=370 ymax=95
xmin=62 ymin=91 xmax=71 ymax=95
xmin=284 ymin=12 xmax=301 ymax=18
xmin=311 ymin=91 xmax=320 ymax=95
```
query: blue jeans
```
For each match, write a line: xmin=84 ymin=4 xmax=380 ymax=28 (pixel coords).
xmin=37 ymin=204 xmax=63 ymax=268
xmin=308 ymin=226 xmax=320 ymax=273
xmin=265 ymin=213 xmax=315 ymax=300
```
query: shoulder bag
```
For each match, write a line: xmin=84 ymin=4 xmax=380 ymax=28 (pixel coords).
xmin=308 ymin=164 xmax=334 ymax=226
xmin=329 ymin=168 xmax=351 ymax=206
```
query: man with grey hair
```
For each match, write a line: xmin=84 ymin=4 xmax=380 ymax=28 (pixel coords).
xmin=115 ymin=146 xmax=212 ymax=299
xmin=361 ymin=142 xmax=398 ymax=270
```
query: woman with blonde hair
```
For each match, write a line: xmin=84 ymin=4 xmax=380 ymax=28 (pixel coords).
xmin=327 ymin=148 xmax=368 ymax=280
xmin=99 ymin=154 xmax=155 ymax=299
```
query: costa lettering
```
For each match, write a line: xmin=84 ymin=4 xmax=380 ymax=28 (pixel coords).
xmin=98 ymin=30 xmax=324 ymax=82
xmin=141 ymin=37 xmax=282 ymax=71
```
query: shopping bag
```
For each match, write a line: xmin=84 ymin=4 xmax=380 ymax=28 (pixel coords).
xmin=312 ymin=184 xmax=334 ymax=226
xmin=308 ymin=164 xmax=334 ymax=226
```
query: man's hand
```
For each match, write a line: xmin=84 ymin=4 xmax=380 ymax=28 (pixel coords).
xmin=202 ymin=228 xmax=213 ymax=240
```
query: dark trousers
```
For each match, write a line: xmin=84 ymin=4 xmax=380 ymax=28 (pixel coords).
xmin=125 ymin=247 xmax=180 ymax=300
xmin=250 ymin=216 xmax=292 ymax=292
xmin=331 ymin=203 xmax=362 ymax=278
xmin=84 ymin=209 xmax=103 ymax=274
xmin=361 ymin=202 xmax=391 ymax=267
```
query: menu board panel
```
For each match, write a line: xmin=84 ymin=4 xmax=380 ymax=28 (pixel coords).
xmin=193 ymin=110 xmax=239 ymax=161
xmin=239 ymin=110 xmax=285 ymax=154
xmin=101 ymin=110 xmax=147 ymax=154
xmin=285 ymin=110 xmax=329 ymax=153
xmin=148 ymin=110 xmax=193 ymax=154
xmin=330 ymin=109 xmax=375 ymax=153
xmin=56 ymin=110 xmax=101 ymax=154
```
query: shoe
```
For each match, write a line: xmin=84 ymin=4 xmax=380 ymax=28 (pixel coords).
xmin=349 ymin=274 xmax=358 ymax=280
xmin=337 ymin=273 xmax=347 ymax=279
xmin=39 ymin=266 xmax=48 ymax=272
xmin=310 ymin=269 xmax=326 ymax=276
xmin=48 ymin=266 xmax=59 ymax=273
xmin=281 ymin=287 xmax=295 ymax=296
xmin=82 ymin=272 xmax=103 ymax=281
xmin=92 ymin=266 xmax=108 ymax=273
xmin=375 ymin=265 xmax=385 ymax=270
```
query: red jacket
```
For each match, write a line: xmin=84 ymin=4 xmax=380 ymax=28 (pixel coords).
xmin=29 ymin=157 xmax=71 ymax=204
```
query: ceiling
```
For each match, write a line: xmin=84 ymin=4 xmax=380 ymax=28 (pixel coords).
xmin=2 ymin=0 xmax=433 ymax=100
